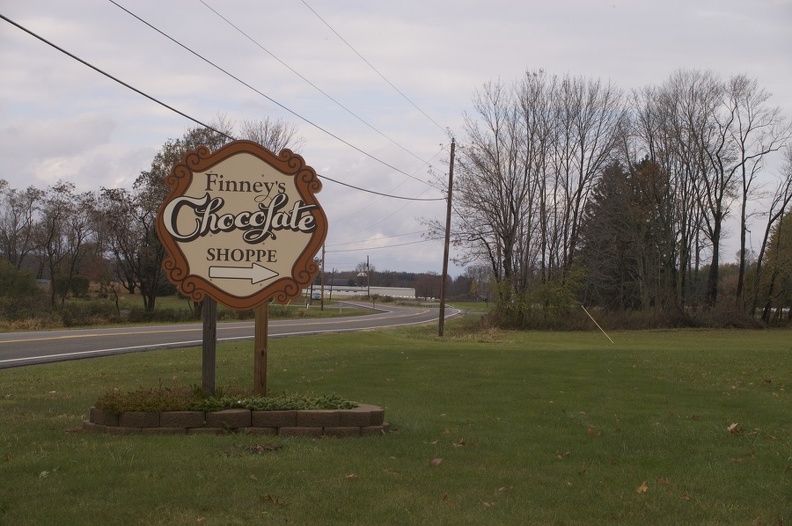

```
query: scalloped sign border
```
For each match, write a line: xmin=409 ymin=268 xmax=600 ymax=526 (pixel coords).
xmin=156 ymin=141 xmax=328 ymax=310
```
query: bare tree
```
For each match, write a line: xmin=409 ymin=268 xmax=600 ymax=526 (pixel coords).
xmin=723 ymin=75 xmax=792 ymax=306
xmin=451 ymin=79 xmax=534 ymax=301
xmin=239 ymin=117 xmax=304 ymax=153
xmin=550 ymin=75 xmax=627 ymax=279
xmin=0 ymin=181 xmax=42 ymax=270
xmin=751 ymin=146 xmax=792 ymax=316
xmin=447 ymin=71 xmax=625 ymax=309
xmin=33 ymin=181 xmax=95 ymax=305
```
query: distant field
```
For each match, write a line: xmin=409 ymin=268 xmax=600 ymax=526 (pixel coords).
xmin=1 ymin=320 xmax=790 ymax=525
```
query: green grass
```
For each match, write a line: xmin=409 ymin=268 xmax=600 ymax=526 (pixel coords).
xmin=1 ymin=321 xmax=791 ymax=525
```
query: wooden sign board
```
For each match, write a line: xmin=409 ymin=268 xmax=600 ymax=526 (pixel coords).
xmin=156 ymin=140 xmax=328 ymax=310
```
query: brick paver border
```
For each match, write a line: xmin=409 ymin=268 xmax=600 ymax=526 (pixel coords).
xmin=83 ymin=404 xmax=389 ymax=437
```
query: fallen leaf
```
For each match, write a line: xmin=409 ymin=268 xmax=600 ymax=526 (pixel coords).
xmin=440 ymin=492 xmax=458 ymax=508
xmin=656 ymin=477 xmax=671 ymax=487
xmin=729 ymin=457 xmax=746 ymax=464
xmin=636 ymin=481 xmax=649 ymax=494
xmin=556 ymin=451 xmax=572 ymax=460
xmin=727 ymin=423 xmax=743 ymax=434
xmin=680 ymin=492 xmax=691 ymax=501
xmin=260 ymin=494 xmax=287 ymax=507
xmin=346 ymin=473 xmax=359 ymax=482
xmin=498 ymin=486 xmax=511 ymax=492
xmin=442 ymin=428 xmax=451 ymax=436
xmin=430 ymin=458 xmax=443 ymax=467
xmin=586 ymin=425 xmax=602 ymax=437
xmin=453 ymin=438 xmax=466 ymax=448
xmin=482 ymin=501 xmax=495 ymax=508
xmin=383 ymin=468 xmax=400 ymax=476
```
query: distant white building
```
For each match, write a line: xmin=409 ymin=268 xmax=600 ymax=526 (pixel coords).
xmin=305 ymin=286 xmax=416 ymax=299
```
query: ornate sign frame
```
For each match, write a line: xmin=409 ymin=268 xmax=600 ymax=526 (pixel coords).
xmin=156 ymin=140 xmax=328 ymax=310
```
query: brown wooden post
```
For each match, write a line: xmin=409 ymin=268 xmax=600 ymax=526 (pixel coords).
xmin=202 ymin=298 xmax=217 ymax=394
xmin=439 ymin=138 xmax=455 ymax=337
xmin=253 ymin=303 xmax=268 ymax=396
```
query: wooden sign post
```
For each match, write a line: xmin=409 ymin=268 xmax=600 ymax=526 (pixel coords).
xmin=253 ymin=304 xmax=268 ymax=395
xmin=156 ymin=141 xmax=328 ymax=396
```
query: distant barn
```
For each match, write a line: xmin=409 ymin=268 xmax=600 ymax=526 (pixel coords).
xmin=305 ymin=286 xmax=416 ymax=299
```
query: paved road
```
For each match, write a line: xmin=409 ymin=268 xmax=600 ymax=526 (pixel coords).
xmin=0 ymin=302 xmax=461 ymax=368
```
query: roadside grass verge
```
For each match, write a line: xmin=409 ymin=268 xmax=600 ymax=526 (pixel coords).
xmin=0 ymin=296 xmax=371 ymax=332
xmin=1 ymin=321 xmax=791 ymax=525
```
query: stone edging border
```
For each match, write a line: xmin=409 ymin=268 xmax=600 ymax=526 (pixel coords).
xmin=83 ymin=403 xmax=389 ymax=437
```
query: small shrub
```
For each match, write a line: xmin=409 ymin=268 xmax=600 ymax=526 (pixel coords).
xmin=95 ymin=384 xmax=357 ymax=415
xmin=127 ymin=307 xmax=194 ymax=324
xmin=217 ymin=307 xmax=255 ymax=320
xmin=95 ymin=384 xmax=198 ymax=414
xmin=59 ymin=300 xmax=121 ymax=327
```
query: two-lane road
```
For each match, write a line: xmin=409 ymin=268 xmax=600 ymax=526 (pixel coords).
xmin=0 ymin=302 xmax=461 ymax=368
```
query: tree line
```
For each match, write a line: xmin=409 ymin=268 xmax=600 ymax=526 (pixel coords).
xmin=0 ymin=115 xmax=474 ymax=325
xmin=435 ymin=69 xmax=792 ymax=327
xmin=0 ymin=117 xmax=301 ymax=321
xmin=3 ymin=70 xmax=791 ymax=329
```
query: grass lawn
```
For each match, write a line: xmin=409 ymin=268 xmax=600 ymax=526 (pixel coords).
xmin=1 ymin=319 xmax=791 ymax=525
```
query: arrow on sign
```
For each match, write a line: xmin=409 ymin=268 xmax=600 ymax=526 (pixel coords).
xmin=208 ymin=263 xmax=279 ymax=284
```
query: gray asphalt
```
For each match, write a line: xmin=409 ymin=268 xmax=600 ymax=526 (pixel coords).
xmin=0 ymin=301 xmax=461 ymax=368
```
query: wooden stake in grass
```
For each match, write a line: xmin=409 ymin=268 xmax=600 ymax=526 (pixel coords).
xmin=580 ymin=304 xmax=614 ymax=344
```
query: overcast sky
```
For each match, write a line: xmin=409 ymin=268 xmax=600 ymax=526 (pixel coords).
xmin=1 ymin=0 xmax=790 ymax=275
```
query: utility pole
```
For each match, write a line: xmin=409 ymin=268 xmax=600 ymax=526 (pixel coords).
xmin=439 ymin=138 xmax=455 ymax=337
xmin=366 ymin=255 xmax=371 ymax=298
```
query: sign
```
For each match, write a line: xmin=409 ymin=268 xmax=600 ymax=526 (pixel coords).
xmin=156 ymin=140 xmax=328 ymax=310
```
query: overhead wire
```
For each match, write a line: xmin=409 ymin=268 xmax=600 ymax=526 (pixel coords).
xmin=296 ymin=2 xmax=457 ymax=261
xmin=198 ymin=0 xmax=432 ymax=167
xmin=327 ymin=230 xmax=430 ymax=248
xmin=3 ymin=6 xmax=456 ymax=261
xmin=109 ymin=0 xmax=452 ymax=248
xmin=300 ymin=0 xmax=448 ymax=135
xmin=0 ymin=12 xmax=233 ymax=142
xmin=107 ymin=0 xmax=434 ymax=189
xmin=318 ymin=174 xmax=442 ymax=201
xmin=326 ymin=238 xmax=440 ymax=254
xmin=0 ymin=12 xmax=441 ymax=203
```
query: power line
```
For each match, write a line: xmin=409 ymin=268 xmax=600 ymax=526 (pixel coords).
xmin=0 ymin=12 xmax=442 ymax=203
xmin=318 ymin=174 xmax=442 ymax=201
xmin=326 ymin=238 xmax=439 ymax=254
xmin=108 ymin=0 xmax=432 ymax=187
xmin=0 ymin=12 xmax=233 ymax=141
xmin=301 ymin=0 xmax=448 ymax=135
xmin=327 ymin=230 xmax=429 ymax=248
xmin=330 ymin=147 xmax=447 ymax=231
xmin=198 ymin=0 xmax=431 ymax=167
